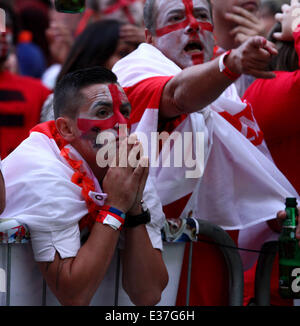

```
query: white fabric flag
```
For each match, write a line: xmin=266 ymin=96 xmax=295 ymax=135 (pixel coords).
xmin=1 ymin=132 xmax=91 ymax=232
xmin=113 ymin=43 xmax=299 ymax=232
xmin=1 ymin=126 xmax=164 ymax=251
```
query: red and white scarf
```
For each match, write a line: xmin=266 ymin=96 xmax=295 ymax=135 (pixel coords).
xmin=1 ymin=120 xmax=108 ymax=233
xmin=32 ymin=121 xmax=107 ymax=231
xmin=1 ymin=119 xmax=164 ymax=250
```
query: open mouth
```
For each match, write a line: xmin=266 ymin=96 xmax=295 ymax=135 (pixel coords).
xmin=184 ymin=41 xmax=203 ymax=54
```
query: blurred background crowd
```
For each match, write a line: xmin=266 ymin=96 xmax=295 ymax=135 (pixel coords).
xmin=0 ymin=0 xmax=147 ymax=157
xmin=0 ymin=0 xmax=290 ymax=158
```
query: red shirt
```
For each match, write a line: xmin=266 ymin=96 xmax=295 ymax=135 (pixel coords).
xmin=0 ymin=70 xmax=51 ymax=158
xmin=125 ymin=74 xmax=239 ymax=306
xmin=243 ymin=31 xmax=300 ymax=194
xmin=242 ymin=30 xmax=300 ymax=306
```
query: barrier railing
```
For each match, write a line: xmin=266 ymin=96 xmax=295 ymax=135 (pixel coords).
xmin=0 ymin=217 xmax=244 ymax=306
xmin=162 ymin=217 xmax=244 ymax=306
xmin=0 ymin=218 xmax=47 ymax=306
xmin=251 ymin=241 xmax=278 ymax=306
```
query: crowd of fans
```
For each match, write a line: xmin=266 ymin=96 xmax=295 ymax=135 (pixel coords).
xmin=0 ymin=0 xmax=299 ymax=307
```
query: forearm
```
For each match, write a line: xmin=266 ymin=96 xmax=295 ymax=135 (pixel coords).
xmin=121 ymin=225 xmax=168 ymax=306
xmin=164 ymin=57 xmax=233 ymax=117
xmin=39 ymin=222 xmax=120 ymax=305
xmin=161 ymin=37 xmax=276 ymax=119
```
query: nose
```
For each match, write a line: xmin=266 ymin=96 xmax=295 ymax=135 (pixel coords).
xmin=185 ymin=15 xmax=199 ymax=33
xmin=117 ymin=112 xmax=130 ymax=126
xmin=114 ymin=116 xmax=131 ymax=137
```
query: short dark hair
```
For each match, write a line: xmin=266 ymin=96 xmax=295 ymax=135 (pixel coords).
xmin=143 ymin=0 xmax=212 ymax=35
xmin=56 ymin=19 xmax=123 ymax=84
xmin=268 ymin=22 xmax=299 ymax=72
xmin=53 ymin=66 xmax=118 ymax=120
xmin=143 ymin=0 xmax=157 ymax=35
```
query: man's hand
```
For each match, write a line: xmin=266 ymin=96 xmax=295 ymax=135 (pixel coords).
xmin=102 ymin=134 xmax=149 ymax=213
xmin=226 ymin=6 xmax=266 ymax=45
xmin=273 ymin=0 xmax=300 ymax=42
xmin=127 ymin=158 xmax=149 ymax=216
xmin=124 ymin=134 xmax=149 ymax=216
xmin=276 ymin=207 xmax=300 ymax=246
xmin=120 ymin=24 xmax=146 ymax=45
xmin=226 ymin=36 xmax=278 ymax=78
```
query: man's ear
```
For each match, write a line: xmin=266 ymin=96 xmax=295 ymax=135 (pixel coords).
xmin=145 ymin=28 xmax=154 ymax=44
xmin=55 ymin=117 xmax=77 ymax=142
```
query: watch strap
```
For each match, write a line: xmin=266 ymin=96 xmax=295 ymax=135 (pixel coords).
xmin=125 ymin=208 xmax=151 ymax=228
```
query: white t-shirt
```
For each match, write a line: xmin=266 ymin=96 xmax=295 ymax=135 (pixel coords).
xmin=1 ymin=128 xmax=164 ymax=262
xmin=41 ymin=64 xmax=61 ymax=90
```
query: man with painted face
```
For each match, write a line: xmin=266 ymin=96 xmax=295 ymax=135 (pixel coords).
xmin=115 ymin=0 xmax=277 ymax=121
xmin=0 ymin=66 xmax=168 ymax=306
xmin=113 ymin=0 xmax=299 ymax=305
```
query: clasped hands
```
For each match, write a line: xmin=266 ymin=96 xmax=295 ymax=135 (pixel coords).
xmin=102 ymin=134 xmax=149 ymax=216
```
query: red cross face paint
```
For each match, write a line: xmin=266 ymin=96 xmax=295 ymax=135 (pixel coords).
xmin=154 ymin=0 xmax=215 ymax=68
xmin=77 ymin=83 xmax=131 ymax=145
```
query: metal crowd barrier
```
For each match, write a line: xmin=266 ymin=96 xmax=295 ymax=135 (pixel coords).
xmin=251 ymin=241 xmax=278 ymax=306
xmin=0 ymin=218 xmax=46 ymax=306
xmin=0 ymin=217 xmax=244 ymax=306
xmin=162 ymin=217 xmax=244 ymax=306
xmin=242 ymin=240 xmax=300 ymax=307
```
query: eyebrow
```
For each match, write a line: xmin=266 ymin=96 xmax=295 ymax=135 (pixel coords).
xmin=90 ymin=101 xmax=131 ymax=111
xmin=193 ymin=7 xmax=209 ymax=14
xmin=166 ymin=6 xmax=209 ymax=18
xmin=167 ymin=9 xmax=185 ymax=16
xmin=90 ymin=101 xmax=113 ymax=110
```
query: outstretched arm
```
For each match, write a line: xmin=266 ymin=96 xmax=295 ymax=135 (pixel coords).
xmin=160 ymin=36 xmax=277 ymax=119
